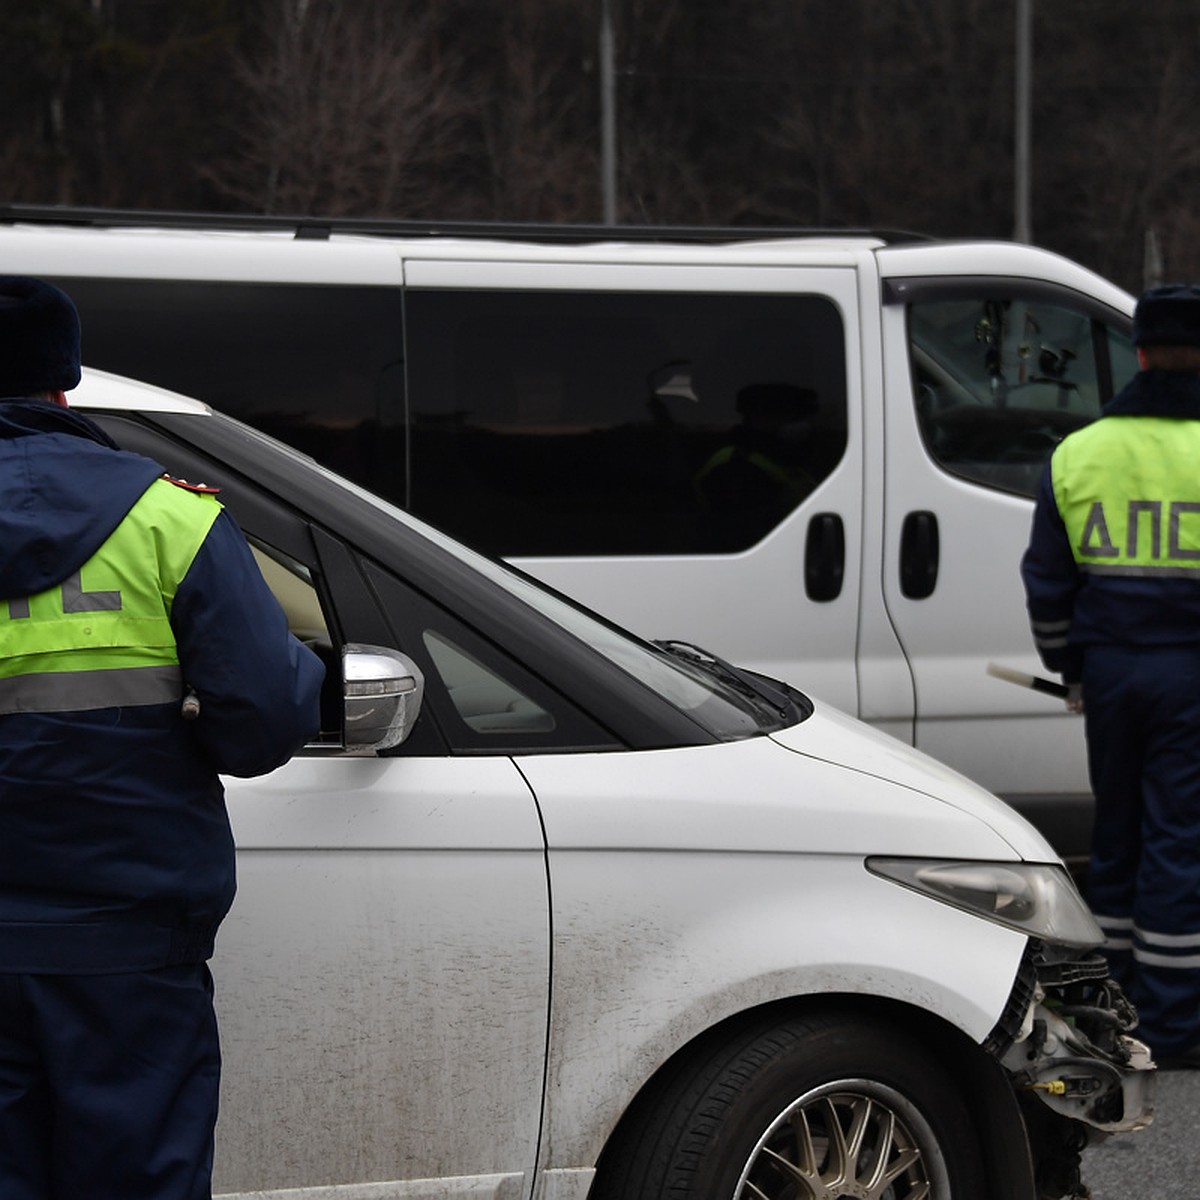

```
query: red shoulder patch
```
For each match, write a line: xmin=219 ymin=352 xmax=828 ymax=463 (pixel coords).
xmin=162 ymin=473 xmax=221 ymax=495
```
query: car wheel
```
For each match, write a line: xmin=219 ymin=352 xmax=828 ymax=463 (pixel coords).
xmin=591 ymin=1011 xmax=988 ymax=1199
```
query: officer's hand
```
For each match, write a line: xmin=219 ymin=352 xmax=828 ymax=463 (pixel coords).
xmin=1066 ymin=682 xmax=1084 ymax=714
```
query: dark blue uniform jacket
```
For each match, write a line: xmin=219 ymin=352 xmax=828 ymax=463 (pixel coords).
xmin=1022 ymin=370 xmax=1200 ymax=683
xmin=0 ymin=398 xmax=324 ymax=973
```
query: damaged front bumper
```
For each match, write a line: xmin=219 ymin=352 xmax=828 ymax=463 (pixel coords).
xmin=986 ymin=944 xmax=1155 ymax=1196
xmin=991 ymin=945 xmax=1154 ymax=1133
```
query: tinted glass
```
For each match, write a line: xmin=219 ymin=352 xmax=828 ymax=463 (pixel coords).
xmin=48 ymin=276 xmax=407 ymax=502
xmin=404 ymin=289 xmax=847 ymax=555
xmin=53 ymin=276 xmax=847 ymax=558
xmin=1107 ymin=324 xmax=1139 ymax=388
xmin=363 ymin=485 xmax=793 ymax=740
xmin=909 ymin=295 xmax=1137 ymax=497
xmin=423 ymin=629 xmax=556 ymax=736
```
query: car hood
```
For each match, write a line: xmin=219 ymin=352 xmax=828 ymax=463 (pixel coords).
xmin=769 ymin=701 xmax=1059 ymax=864
xmin=521 ymin=726 xmax=1040 ymax=865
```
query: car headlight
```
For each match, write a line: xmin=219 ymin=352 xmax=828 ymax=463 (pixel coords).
xmin=866 ymin=858 xmax=1103 ymax=949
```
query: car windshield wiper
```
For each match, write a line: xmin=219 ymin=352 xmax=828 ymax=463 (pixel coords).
xmin=652 ymin=640 xmax=809 ymax=725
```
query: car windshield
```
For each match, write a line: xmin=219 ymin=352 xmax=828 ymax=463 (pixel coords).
xmin=223 ymin=415 xmax=808 ymax=738
xmin=407 ymin=542 xmax=806 ymax=737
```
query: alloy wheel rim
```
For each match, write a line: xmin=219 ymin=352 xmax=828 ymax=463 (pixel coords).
xmin=735 ymin=1079 xmax=952 ymax=1200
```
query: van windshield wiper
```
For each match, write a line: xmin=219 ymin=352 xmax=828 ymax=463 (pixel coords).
xmin=652 ymin=640 xmax=809 ymax=725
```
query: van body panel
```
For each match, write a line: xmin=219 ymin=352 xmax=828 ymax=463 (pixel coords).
xmin=0 ymin=223 xmax=406 ymax=284
xmin=875 ymin=240 xmax=1135 ymax=310
xmin=850 ymin=248 xmax=919 ymax=739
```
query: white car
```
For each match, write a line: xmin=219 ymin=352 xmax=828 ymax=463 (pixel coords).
xmin=72 ymin=368 xmax=1153 ymax=1200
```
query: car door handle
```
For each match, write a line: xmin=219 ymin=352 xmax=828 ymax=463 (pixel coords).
xmin=900 ymin=510 xmax=939 ymax=599
xmin=805 ymin=513 xmax=845 ymax=602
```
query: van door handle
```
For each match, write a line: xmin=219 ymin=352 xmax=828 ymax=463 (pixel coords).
xmin=805 ymin=513 xmax=845 ymax=602
xmin=900 ymin=510 xmax=939 ymax=599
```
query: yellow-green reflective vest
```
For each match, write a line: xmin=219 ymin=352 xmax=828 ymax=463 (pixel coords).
xmin=0 ymin=479 xmax=221 ymax=714
xmin=1052 ymin=416 xmax=1200 ymax=580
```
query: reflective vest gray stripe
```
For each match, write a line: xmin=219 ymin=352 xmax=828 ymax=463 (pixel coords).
xmin=0 ymin=663 xmax=184 ymax=715
xmin=1078 ymin=562 xmax=1200 ymax=579
xmin=1031 ymin=617 xmax=1071 ymax=649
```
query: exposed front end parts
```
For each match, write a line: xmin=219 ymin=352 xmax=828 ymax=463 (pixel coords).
xmin=988 ymin=945 xmax=1155 ymax=1197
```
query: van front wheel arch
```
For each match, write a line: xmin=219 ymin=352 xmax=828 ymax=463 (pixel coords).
xmin=589 ymin=1010 xmax=989 ymax=1199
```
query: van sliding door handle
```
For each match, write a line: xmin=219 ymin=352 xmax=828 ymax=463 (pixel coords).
xmin=900 ymin=510 xmax=939 ymax=599
xmin=805 ymin=513 xmax=845 ymax=602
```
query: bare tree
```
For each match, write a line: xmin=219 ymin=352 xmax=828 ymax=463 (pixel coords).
xmin=0 ymin=0 xmax=242 ymax=210
xmin=209 ymin=0 xmax=472 ymax=216
xmin=735 ymin=0 xmax=1013 ymax=233
xmin=1038 ymin=1 xmax=1200 ymax=290
xmin=472 ymin=0 xmax=599 ymax=221
xmin=613 ymin=0 xmax=766 ymax=224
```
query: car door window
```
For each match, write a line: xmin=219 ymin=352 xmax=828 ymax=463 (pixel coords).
xmin=249 ymin=541 xmax=330 ymax=646
xmin=250 ymin=532 xmax=563 ymax=753
xmin=51 ymin=276 xmax=407 ymax=504
xmin=404 ymin=289 xmax=848 ymax=554
xmin=360 ymin=562 xmax=620 ymax=754
xmin=242 ymin=536 xmax=353 ymax=751
xmin=908 ymin=293 xmax=1136 ymax=497
xmin=424 ymin=630 xmax=555 ymax=735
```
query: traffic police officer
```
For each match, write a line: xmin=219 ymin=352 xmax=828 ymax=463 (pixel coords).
xmin=1023 ymin=283 xmax=1200 ymax=1065
xmin=0 ymin=277 xmax=325 ymax=1196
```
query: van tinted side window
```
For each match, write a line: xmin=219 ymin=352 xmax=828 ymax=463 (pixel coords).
xmin=48 ymin=277 xmax=408 ymax=504
xmin=404 ymin=290 xmax=847 ymax=556
xmin=908 ymin=292 xmax=1136 ymax=498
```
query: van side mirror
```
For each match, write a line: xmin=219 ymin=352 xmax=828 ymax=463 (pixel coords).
xmin=342 ymin=644 xmax=424 ymax=751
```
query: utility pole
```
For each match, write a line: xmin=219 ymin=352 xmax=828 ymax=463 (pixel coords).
xmin=1014 ymin=0 xmax=1032 ymax=243
xmin=1144 ymin=228 xmax=1165 ymax=290
xmin=600 ymin=0 xmax=618 ymax=225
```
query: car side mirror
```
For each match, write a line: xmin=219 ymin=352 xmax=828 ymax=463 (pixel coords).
xmin=342 ymin=644 xmax=424 ymax=751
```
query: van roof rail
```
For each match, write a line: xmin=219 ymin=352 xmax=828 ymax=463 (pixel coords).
xmin=0 ymin=203 xmax=931 ymax=246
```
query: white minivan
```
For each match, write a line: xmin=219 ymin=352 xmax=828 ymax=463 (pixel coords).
xmin=0 ymin=209 xmax=1139 ymax=868
xmin=69 ymin=365 xmax=1152 ymax=1200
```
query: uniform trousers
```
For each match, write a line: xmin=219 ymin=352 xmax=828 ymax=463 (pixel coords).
xmin=0 ymin=962 xmax=220 ymax=1200
xmin=1083 ymin=643 xmax=1200 ymax=1057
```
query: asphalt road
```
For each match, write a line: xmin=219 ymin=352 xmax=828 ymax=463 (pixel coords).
xmin=1081 ymin=1067 xmax=1200 ymax=1198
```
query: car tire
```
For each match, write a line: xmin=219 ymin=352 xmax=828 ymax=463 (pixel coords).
xmin=590 ymin=1010 xmax=989 ymax=1199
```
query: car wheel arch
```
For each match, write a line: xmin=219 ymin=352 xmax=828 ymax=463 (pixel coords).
xmin=581 ymin=994 xmax=1037 ymax=1200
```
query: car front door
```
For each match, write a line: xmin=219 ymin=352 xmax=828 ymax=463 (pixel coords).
xmin=91 ymin=412 xmax=554 ymax=1199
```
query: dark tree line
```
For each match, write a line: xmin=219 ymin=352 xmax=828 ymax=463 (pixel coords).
xmin=0 ymin=0 xmax=1198 ymax=293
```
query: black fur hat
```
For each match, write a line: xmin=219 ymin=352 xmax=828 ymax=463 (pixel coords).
xmin=1133 ymin=284 xmax=1200 ymax=348
xmin=0 ymin=276 xmax=81 ymax=396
